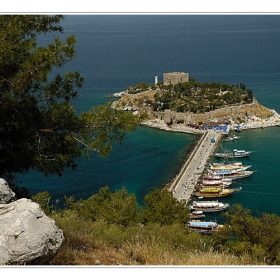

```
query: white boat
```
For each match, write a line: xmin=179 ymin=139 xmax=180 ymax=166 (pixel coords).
xmin=189 ymin=210 xmax=205 ymax=220
xmin=224 ymin=135 xmax=240 ymax=141
xmin=224 ymin=136 xmax=234 ymax=142
xmin=201 ymin=179 xmax=232 ymax=188
xmin=214 ymin=149 xmax=252 ymax=159
xmin=190 ymin=200 xmax=230 ymax=213
xmin=209 ymin=162 xmax=252 ymax=172
xmin=207 ymin=169 xmax=254 ymax=179
xmin=187 ymin=221 xmax=222 ymax=234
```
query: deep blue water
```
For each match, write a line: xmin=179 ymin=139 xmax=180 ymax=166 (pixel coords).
xmin=18 ymin=15 xmax=280 ymax=214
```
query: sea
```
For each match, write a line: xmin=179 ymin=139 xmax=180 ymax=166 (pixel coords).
xmin=18 ymin=14 xmax=280 ymax=217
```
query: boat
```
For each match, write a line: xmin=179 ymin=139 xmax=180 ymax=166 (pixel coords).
xmin=224 ymin=136 xmax=234 ymax=142
xmin=214 ymin=149 xmax=252 ymax=159
xmin=202 ymin=176 xmax=234 ymax=184
xmin=187 ymin=221 xmax=222 ymax=235
xmin=189 ymin=210 xmax=205 ymax=220
xmin=190 ymin=200 xmax=230 ymax=213
xmin=200 ymin=179 xmax=232 ymax=188
xmin=209 ymin=162 xmax=252 ymax=172
xmin=195 ymin=186 xmax=242 ymax=198
xmin=202 ymin=175 xmax=233 ymax=182
xmin=224 ymin=135 xmax=240 ymax=141
xmin=207 ymin=169 xmax=254 ymax=179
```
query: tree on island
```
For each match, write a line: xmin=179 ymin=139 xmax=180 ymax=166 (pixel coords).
xmin=0 ymin=15 xmax=143 ymax=194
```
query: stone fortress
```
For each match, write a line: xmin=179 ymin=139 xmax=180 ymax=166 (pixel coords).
xmin=163 ymin=72 xmax=189 ymax=85
xmin=111 ymin=71 xmax=275 ymax=129
xmin=154 ymin=71 xmax=273 ymax=126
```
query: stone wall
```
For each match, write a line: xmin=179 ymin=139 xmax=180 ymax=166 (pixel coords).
xmin=151 ymin=101 xmax=273 ymax=125
xmin=163 ymin=72 xmax=189 ymax=85
xmin=151 ymin=110 xmax=194 ymax=124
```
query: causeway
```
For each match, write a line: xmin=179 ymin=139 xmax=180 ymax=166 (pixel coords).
xmin=169 ymin=130 xmax=221 ymax=203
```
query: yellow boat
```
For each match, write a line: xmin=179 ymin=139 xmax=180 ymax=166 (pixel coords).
xmin=195 ymin=187 xmax=242 ymax=198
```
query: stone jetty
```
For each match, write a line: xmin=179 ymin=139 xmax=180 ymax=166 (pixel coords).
xmin=142 ymin=119 xmax=221 ymax=203
xmin=169 ymin=130 xmax=221 ymax=203
xmin=142 ymin=108 xmax=280 ymax=204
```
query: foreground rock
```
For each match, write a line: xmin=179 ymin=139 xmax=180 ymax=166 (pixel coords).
xmin=0 ymin=198 xmax=64 ymax=265
xmin=0 ymin=178 xmax=16 ymax=204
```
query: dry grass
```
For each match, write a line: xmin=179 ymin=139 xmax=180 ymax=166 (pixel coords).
xmin=50 ymin=211 xmax=264 ymax=266
xmin=52 ymin=240 xmax=263 ymax=266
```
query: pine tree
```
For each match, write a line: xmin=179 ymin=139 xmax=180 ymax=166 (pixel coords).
xmin=0 ymin=15 xmax=143 ymax=187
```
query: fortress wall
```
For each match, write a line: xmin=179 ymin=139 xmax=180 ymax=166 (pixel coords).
xmin=163 ymin=72 xmax=189 ymax=85
xmin=154 ymin=101 xmax=271 ymax=124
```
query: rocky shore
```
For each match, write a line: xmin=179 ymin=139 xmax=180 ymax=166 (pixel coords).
xmin=110 ymin=89 xmax=279 ymax=133
xmin=141 ymin=119 xmax=204 ymax=135
xmin=141 ymin=107 xmax=280 ymax=135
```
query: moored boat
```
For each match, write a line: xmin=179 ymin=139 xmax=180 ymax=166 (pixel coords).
xmin=224 ymin=135 xmax=240 ymax=141
xmin=224 ymin=136 xmax=234 ymax=142
xmin=207 ymin=169 xmax=254 ymax=179
xmin=202 ymin=175 xmax=233 ymax=182
xmin=187 ymin=221 xmax=222 ymax=235
xmin=190 ymin=200 xmax=230 ymax=213
xmin=189 ymin=210 xmax=205 ymax=220
xmin=195 ymin=186 xmax=242 ymax=198
xmin=201 ymin=179 xmax=232 ymax=188
xmin=214 ymin=149 xmax=252 ymax=159
xmin=210 ymin=161 xmax=251 ymax=172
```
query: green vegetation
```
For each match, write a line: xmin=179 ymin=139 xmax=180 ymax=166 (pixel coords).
xmin=126 ymin=79 xmax=254 ymax=114
xmin=127 ymin=82 xmax=156 ymax=94
xmin=3 ymin=15 xmax=277 ymax=266
xmin=32 ymin=187 xmax=280 ymax=265
xmin=0 ymin=15 xmax=144 ymax=191
xmin=155 ymin=80 xmax=254 ymax=113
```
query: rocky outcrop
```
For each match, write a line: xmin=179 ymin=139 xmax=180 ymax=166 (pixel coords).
xmin=0 ymin=178 xmax=15 ymax=204
xmin=0 ymin=180 xmax=64 ymax=265
xmin=189 ymin=100 xmax=273 ymax=124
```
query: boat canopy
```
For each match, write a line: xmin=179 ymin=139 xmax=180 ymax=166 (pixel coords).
xmin=192 ymin=211 xmax=203 ymax=215
xmin=200 ymin=188 xmax=221 ymax=193
xmin=212 ymin=169 xmax=236 ymax=175
xmin=193 ymin=201 xmax=222 ymax=207
xmin=189 ymin=221 xmax=218 ymax=227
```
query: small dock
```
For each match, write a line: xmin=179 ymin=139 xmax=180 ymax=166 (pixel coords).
xmin=169 ymin=130 xmax=221 ymax=203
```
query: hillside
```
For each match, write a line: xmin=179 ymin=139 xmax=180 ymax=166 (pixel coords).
xmin=30 ymin=188 xmax=280 ymax=266
xmin=113 ymin=90 xmax=273 ymax=123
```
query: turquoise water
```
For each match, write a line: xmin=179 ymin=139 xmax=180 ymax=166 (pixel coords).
xmin=18 ymin=15 xmax=280 ymax=215
xmin=212 ymin=127 xmax=280 ymax=215
xmin=18 ymin=126 xmax=197 ymax=205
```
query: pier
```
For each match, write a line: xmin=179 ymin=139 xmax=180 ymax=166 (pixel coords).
xmin=144 ymin=107 xmax=280 ymax=204
xmin=169 ymin=130 xmax=221 ymax=203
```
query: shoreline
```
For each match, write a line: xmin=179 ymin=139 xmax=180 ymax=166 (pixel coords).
xmin=141 ymin=109 xmax=280 ymax=202
xmin=141 ymin=108 xmax=280 ymax=134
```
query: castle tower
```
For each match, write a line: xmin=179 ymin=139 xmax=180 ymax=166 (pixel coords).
xmin=163 ymin=72 xmax=189 ymax=85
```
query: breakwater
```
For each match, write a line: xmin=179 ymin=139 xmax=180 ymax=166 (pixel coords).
xmin=142 ymin=107 xmax=280 ymax=204
xmin=169 ymin=130 xmax=221 ymax=203
xmin=142 ymin=119 xmax=222 ymax=202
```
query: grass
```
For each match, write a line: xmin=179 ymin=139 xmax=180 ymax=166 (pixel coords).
xmin=50 ymin=211 xmax=264 ymax=266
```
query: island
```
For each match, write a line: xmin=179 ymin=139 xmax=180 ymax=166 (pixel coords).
xmin=110 ymin=72 xmax=279 ymax=134
xmin=108 ymin=72 xmax=280 ymax=203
